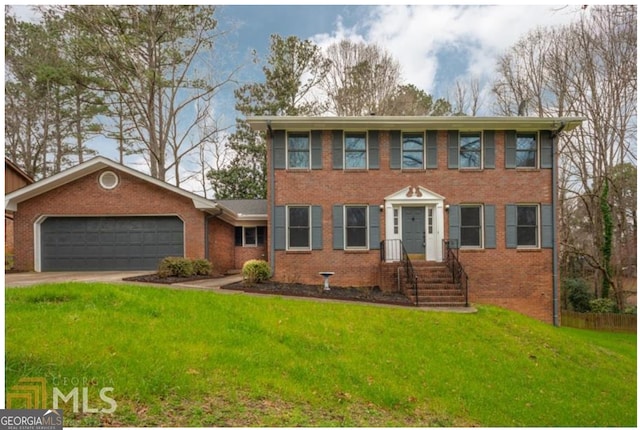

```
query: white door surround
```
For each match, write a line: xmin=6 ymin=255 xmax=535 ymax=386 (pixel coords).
xmin=383 ymin=186 xmax=445 ymax=262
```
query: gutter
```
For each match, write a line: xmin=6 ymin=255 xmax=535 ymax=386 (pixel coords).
xmin=268 ymin=122 xmax=276 ymax=276
xmin=551 ymin=123 xmax=566 ymax=327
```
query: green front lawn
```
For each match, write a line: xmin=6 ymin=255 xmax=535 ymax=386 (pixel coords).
xmin=5 ymin=283 xmax=637 ymax=426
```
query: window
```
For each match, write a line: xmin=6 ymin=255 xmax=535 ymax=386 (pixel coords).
xmin=288 ymin=132 xmax=310 ymax=169
xmin=234 ymin=227 xmax=266 ymax=247
xmin=393 ymin=208 xmax=399 ymax=235
xmin=459 ymin=133 xmax=482 ymax=169
xmin=345 ymin=206 xmax=367 ymax=248
xmin=516 ymin=133 xmax=537 ymax=168
xmin=517 ymin=205 xmax=538 ymax=247
xmin=288 ymin=206 xmax=310 ymax=249
xmin=344 ymin=132 xmax=367 ymax=169
xmin=402 ymin=132 xmax=424 ymax=169
xmin=460 ymin=206 xmax=482 ymax=247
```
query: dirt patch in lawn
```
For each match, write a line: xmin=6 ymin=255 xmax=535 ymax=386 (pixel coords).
xmin=222 ymin=281 xmax=413 ymax=306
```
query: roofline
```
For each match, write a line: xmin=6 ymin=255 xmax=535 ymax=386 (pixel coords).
xmin=246 ymin=115 xmax=586 ymax=133
xmin=4 ymin=156 xmax=218 ymax=213
xmin=5 ymin=157 xmax=35 ymax=184
xmin=215 ymin=201 xmax=267 ymax=226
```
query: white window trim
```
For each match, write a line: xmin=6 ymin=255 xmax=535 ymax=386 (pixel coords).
xmin=401 ymin=131 xmax=425 ymax=170
xmin=459 ymin=131 xmax=483 ymax=170
xmin=343 ymin=205 xmax=369 ymax=250
xmin=516 ymin=204 xmax=540 ymax=249
xmin=343 ymin=131 xmax=368 ymax=170
xmin=286 ymin=205 xmax=311 ymax=251
xmin=286 ymin=131 xmax=311 ymax=170
xmin=460 ymin=204 xmax=484 ymax=249
xmin=243 ymin=226 xmax=258 ymax=247
xmin=515 ymin=131 xmax=540 ymax=169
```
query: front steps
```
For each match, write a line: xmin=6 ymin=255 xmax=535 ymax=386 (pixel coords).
xmin=383 ymin=261 xmax=467 ymax=307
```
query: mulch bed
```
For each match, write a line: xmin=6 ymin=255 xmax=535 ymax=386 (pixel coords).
xmin=122 ymin=273 xmax=224 ymax=285
xmin=222 ymin=282 xmax=413 ymax=306
xmin=122 ymin=273 xmax=413 ymax=306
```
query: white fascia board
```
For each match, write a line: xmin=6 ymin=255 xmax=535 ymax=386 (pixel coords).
xmin=246 ymin=116 xmax=586 ymax=133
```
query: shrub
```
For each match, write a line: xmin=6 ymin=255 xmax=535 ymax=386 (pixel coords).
xmin=242 ymin=259 xmax=271 ymax=285
xmin=589 ymin=298 xmax=617 ymax=313
xmin=564 ymin=278 xmax=591 ymax=312
xmin=158 ymin=257 xmax=194 ymax=278
xmin=192 ymin=259 xmax=212 ymax=276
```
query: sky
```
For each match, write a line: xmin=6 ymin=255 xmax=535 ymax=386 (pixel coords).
xmin=7 ymin=3 xmax=585 ymax=195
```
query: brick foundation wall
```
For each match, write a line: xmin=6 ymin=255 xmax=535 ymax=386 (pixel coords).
xmin=13 ymin=168 xmax=208 ymax=271
xmin=269 ymin=129 xmax=555 ymax=323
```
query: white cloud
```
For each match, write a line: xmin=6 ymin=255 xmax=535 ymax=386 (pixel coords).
xmin=311 ymin=4 xmax=582 ymax=106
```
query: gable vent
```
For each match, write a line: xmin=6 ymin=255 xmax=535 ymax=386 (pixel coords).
xmin=99 ymin=171 xmax=119 ymax=190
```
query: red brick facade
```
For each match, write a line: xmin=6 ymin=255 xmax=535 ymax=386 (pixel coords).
xmin=12 ymin=168 xmax=208 ymax=272
xmin=8 ymin=160 xmax=266 ymax=275
xmin=266 ymin=128 xmax=557 ymax=323
xmin=5 ymin=159 xmax=33 ymax=256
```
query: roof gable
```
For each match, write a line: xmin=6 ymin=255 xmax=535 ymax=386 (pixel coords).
xmin=4 ymin=156 xmax=218 ymax=213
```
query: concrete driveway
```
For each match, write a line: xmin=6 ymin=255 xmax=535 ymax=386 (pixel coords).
xmin=4 ymin=271 xmax=244 ymax=291
xmin=4 ymin=271 xmax=155 ymax=287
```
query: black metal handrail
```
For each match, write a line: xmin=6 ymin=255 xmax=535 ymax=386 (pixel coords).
xmin=380 ymin=239 xmax=419 ymax=306
xmin=443 ymin=239 xmax=469 ymax=307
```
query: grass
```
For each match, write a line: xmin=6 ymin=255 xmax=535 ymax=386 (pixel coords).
xmin=5 ymin=282 xmax=637 ymax=427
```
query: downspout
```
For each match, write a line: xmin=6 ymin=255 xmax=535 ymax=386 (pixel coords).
xmin=551 ymin=123 xmax=566 ymax=327
xmin=267 ymin=120 xmax=276 ymax=275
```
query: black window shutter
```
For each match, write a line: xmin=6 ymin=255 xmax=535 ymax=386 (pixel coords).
xmin=312 ymin=206 xmax=323 ymax=250
xmin=447 ymin=130 xmax=459 ymax=169
xmin=332 ymin=205 xmax=344 ymax=250
xmin=484 ymin=130 xmax=495 ymax=169
xmin=257 ymin=226 xmax=266 ymax=246
xmin=332 ymin=130 xmax=343 ymax=169
xmin=426 ymin=130 xmax=438 ymax=169
xmin=274 ymin=206 xmax=286 ymax=250
xmin=368 ymin=130 xmax=379 ymax=169
xmin=311 ymin=130 xmax=323 ymax=169
xmin=273 ymin=130 xmax=286 ymax=169
xmin=234 ymin=227 xmax=243 ymax=246
xmin=389 ymin=130 xmax=401 ymax=169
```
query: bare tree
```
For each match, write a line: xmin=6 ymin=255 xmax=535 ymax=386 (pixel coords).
xmin=56 ymin=5 xmax=236 ymax=185
xmin=493 ymin=5 xmax=637 ymax=308
xmin=322 ymin=40 xmax=402 ymax=116
xmin=450 ymin=78 xmax=482 ymax=116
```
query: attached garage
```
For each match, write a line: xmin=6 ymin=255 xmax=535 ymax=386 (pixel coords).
xmin=40 ymin=216 xmax=184 ymax=271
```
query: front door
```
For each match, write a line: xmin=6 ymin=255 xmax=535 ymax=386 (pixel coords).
xmin=402 ymin=207 xmax=425 ymax=260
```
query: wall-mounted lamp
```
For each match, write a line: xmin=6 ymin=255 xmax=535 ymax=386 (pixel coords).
xmin=445 ymin=204 xmax=450 ymax=211
xmin=379 ymin=204 xmax=384 ymax=211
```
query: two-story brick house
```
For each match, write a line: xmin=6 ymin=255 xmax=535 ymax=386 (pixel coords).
xmin=247 ymin=116 xmax=584 ymax=324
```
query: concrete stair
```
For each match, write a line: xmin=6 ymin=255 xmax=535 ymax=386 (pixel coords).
xmin=401 ymin=262 xmax=467 ymax=307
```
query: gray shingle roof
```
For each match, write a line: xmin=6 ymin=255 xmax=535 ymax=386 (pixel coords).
xmin=215 ymin=199 xmax=267 ymax=216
